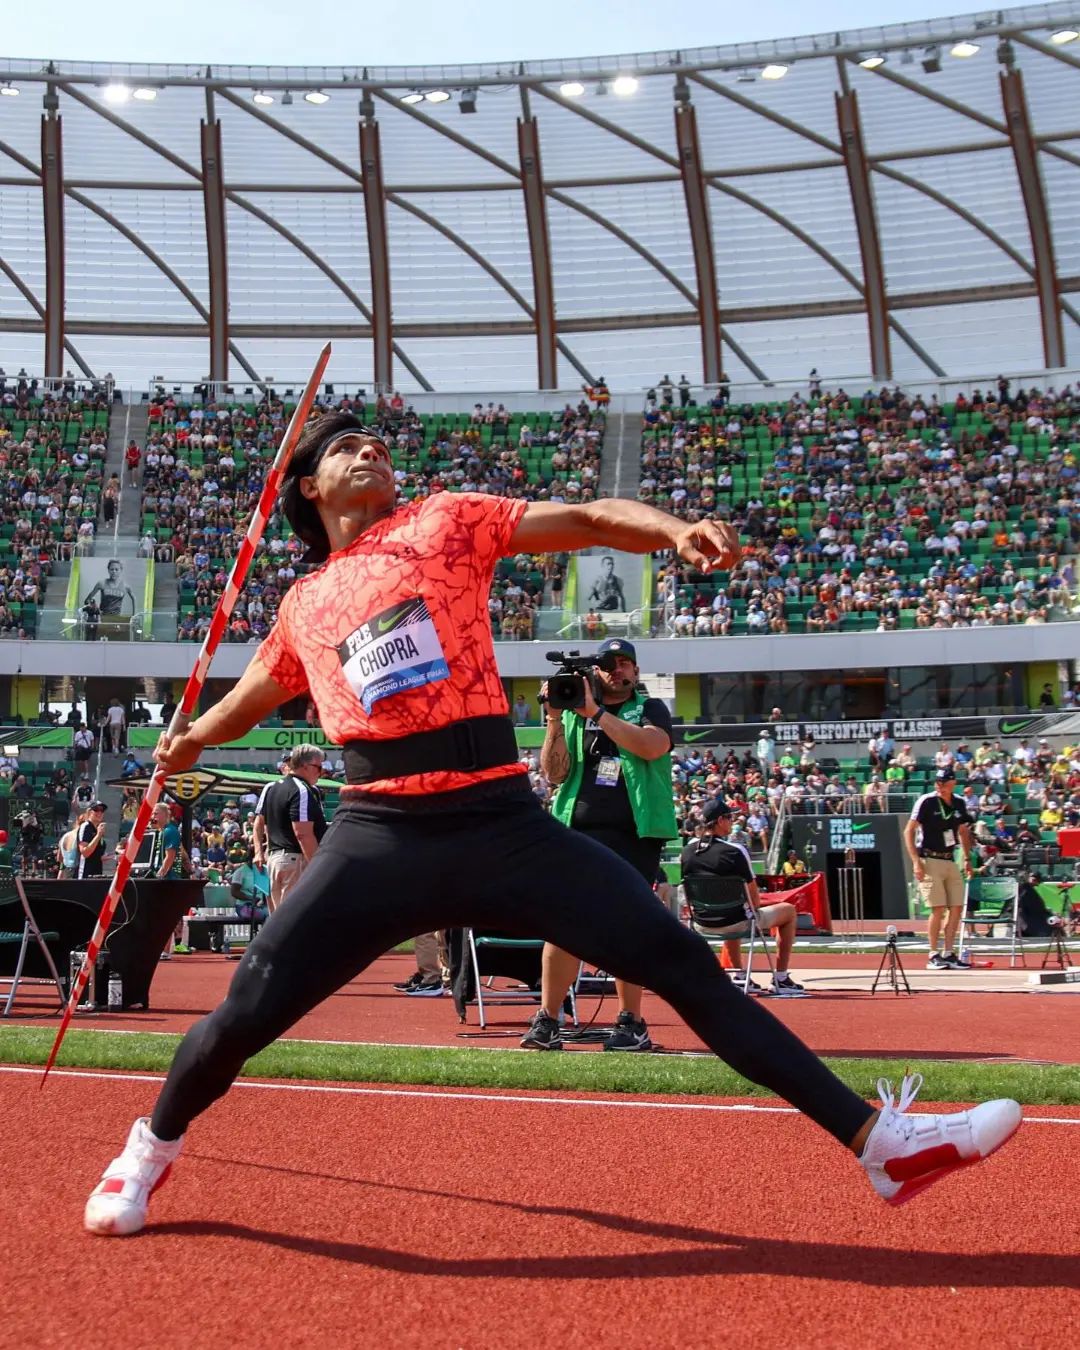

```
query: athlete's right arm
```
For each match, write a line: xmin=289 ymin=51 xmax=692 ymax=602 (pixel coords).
xmin=154 ymin=654 xmax=296 ymax=774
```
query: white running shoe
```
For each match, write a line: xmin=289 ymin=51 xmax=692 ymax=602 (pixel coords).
xmin=859 ymin=1074 xmax=1021 ymax=1207
xmin=84 ymin=1117 xmax=184 ymax=1236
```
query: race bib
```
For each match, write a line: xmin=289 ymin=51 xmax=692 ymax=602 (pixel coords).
xmin=338 ymin=596 xmax=449 ymax=714
xmin=596 ymin=756 xmax=622 ymax=787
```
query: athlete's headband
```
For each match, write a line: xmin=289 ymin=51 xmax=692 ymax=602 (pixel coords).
xmin=280 ymin=411 xmax=390 ymax=565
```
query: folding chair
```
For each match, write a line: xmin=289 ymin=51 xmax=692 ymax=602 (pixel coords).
xmin=0 ymin=875 xmax=67 ymax=1015
xmin=958 ymin=875 xmax=1023 ymax=968
xmin=682 ymin=873 xmax=775 ymax=994
xmin=463 ymin=930 xmax=581 ymax=1029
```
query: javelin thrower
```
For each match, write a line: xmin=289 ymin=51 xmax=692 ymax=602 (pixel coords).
xmin=43 ymin=344 xmax=331 ymax=1080
xmin=84 ymin=390 xmax=1020 ymax=1236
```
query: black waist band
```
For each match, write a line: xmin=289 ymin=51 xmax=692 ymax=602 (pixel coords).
xmin=343 ymin=715 xmax=519 ymax=785
xmin=920 ymin=849 xmax=957 ymax=860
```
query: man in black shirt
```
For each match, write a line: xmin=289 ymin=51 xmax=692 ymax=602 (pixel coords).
xmin=526 ymin=639 xmax=677 ymax=1051
xmin=76 ymin=802 xmax=108 ymax=878
xmin=904 ymin=768 xmax=974 ymax=970
xmin=681 ymin=799 xmax=806 ymax=996
xmin=260 ymin=744 xmax=327 ymax=911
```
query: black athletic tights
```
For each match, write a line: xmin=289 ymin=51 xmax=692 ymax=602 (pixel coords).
xmin=152 ymin=781 xmax=873 ymax=1145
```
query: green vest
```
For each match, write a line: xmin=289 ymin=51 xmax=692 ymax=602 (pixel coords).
xmin=551 ymin=691 xmax=677 ymax=840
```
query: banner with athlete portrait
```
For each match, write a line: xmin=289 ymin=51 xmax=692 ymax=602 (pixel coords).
xmin=576 ymin=553 xmax=643 ymax=615
xmin=78 ymin=556 xmax=148 ymax=633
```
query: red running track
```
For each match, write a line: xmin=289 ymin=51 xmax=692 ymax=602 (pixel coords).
xmin=7 ymin=951 xmax=1079 ymax=1063
xmin=2 ymin=1067 xmax=1079 ymax=1348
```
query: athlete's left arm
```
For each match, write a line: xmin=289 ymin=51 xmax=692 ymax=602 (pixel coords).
xmin=507 ymin=500 xmax=740 ymax=573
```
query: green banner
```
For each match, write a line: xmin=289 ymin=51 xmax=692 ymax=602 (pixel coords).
xmin=0 ymin=726 xmax=73 ymax=748
xmin=130 ymin=724 xmax=548 ymax=751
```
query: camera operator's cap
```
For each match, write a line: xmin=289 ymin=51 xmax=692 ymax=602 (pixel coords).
xmin=934 ymin=767 xmax=956 ymax=783
xmin=701 ymin=798 xmax=732 ymax=823
xmin=90 ymin=800 xmax=107 ymax=811
xmin=595 ymin=638 xmax=637 ymax=662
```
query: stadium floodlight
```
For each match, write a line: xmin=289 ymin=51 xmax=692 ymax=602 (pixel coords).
xmin=921 ymin=45 xmax=942 ymax=73
xmin=950 ymin=40 xmax=981 ymax=58
xmin=1050 ymin=29 xmax=1079 ymax=44
xmin=612 ymin=74 xmax=638 ymax=96
xmin=559 ymin=80 xmax=585 ymax=97
xmin=425 ymin=89 xmax=451 ymax=103
xmin=252 ymin=90 xmax=274 ymax=106
xmin=281 ymin=90 xmax=293 ymax=105
xmin=760 ymin=63 xmax=789 ymax=80
xmin=459 ymin=88 xmax=477 ymax=113
xmin=304 ymin=89 xmax=330 ymax=104
xmin=0 ymin=83 xmax=18 ymax=97
xmin=132 ymin=87 xmax=157 ymax=101
xmin=858 ymin=53 xmax=886 ymax=69
xmin=102 ymin=83 xmax=131 ymax=104
xmin=400 ymin=91 xmax=425 ymax=104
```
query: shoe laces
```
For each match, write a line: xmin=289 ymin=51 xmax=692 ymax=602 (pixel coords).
xmin=876 ymin=1073 xmax=924 ymax=1141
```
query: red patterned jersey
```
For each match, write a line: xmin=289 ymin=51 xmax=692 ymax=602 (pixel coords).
xmin=259 ymin=491 xmax=529 ymax=796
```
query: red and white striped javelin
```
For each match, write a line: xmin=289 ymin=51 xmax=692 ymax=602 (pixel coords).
xmin=42 ymin=341 xmax=332 ymax=1084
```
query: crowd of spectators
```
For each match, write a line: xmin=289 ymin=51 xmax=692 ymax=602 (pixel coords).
xmin=640 ymin=378 xmax=1079 ymax=635
xmin=140 ymin=391 xmax=601 ymax=640
xmin=0 ymin=372 xmax=111 ymax=635
xmin=516 ymin=725 xmax=1080 ymax=864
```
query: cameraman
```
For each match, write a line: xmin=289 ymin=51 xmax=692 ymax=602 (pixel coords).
xmin=524 ymin=638 xmax=676 ymax=1052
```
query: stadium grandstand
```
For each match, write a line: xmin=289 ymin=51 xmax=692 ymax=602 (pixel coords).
xmin=0 ymin=4 xmax=1075 ymax=885
xmin=3 ymin=5 xmax=1080 ymax=1335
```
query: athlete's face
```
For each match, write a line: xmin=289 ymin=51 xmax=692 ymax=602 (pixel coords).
xmin=300 ymin=432 xmax=395 ymax=516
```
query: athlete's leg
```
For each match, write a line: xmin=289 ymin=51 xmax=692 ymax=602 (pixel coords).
xmin=473 ymin=802 xmax=874 ymax=1145
xmin=151 ymin=808 xmax=456 ymax=1139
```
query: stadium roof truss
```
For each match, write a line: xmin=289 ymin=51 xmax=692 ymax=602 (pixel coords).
xmin=0 ymin=3 xmax=1078 ymax=390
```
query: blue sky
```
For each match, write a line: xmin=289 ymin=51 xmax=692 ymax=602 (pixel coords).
xmin=5 ymin=0 xmax=977 ymax=65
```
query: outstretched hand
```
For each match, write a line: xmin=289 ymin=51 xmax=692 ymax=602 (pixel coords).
xmin=154 ymin=731 xmax=203 ymax=774
xmin=671 ymin=519 xmax=741 ymax=573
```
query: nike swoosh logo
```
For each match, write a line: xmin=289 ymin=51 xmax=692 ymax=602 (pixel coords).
xmin=683 ymin=729 xmax=713 ymax=742
xmin=852 ymin=822 xmax=872 ymax=832
xmin=1000 ymin=718 xmax=1036 ymax=735
xmin=377 ymin=602 xmax=414 ymax=634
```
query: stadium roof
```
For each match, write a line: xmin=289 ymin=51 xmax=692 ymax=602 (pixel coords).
xmin=1 ymin=3 xmax=1078 ymax=390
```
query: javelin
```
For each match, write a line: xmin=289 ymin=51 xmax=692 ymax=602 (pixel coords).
xmin=41 ymin=341 xmax=332 ymax=1084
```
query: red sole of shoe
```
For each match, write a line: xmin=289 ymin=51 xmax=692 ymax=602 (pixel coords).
xmin=884 ymin=1115 xmax=1022 ymax=1207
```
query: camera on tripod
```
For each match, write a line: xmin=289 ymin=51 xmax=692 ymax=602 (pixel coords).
xmin=541 ymin=649 xmax=617 ymax=711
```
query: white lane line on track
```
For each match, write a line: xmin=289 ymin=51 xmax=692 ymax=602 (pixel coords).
xmin=4 ymin=1065 xmax=1080 ymax=1123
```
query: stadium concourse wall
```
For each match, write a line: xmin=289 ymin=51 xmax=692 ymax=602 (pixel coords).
xmin=0 ymin=621 xmax=1075 ymax=682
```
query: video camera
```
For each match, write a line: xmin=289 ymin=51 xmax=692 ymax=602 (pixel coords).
xmin=541 ymin=649 xmax=617 ymax=711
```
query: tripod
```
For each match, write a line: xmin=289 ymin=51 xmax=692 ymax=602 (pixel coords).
xmin=871 ymin=932 xmax=912 ymax=996
xmin=1041 ymin=924 xmax=1074 ymax=971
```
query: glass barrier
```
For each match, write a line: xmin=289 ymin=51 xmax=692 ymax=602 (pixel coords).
xmin=25 ymin=602 xmax=1080 ymax=644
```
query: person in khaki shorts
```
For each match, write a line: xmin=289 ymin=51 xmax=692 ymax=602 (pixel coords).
xmin=904 ymin=767 xmax=974 ymax=971
xmin=258 ymin=744 xmax=327 ymax=911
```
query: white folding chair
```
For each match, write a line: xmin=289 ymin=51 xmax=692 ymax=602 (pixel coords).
xmin=958 ymin=875 xmax=1023 ymax=968
xmin=682 ymin=873 xmax=775 ymax=993
xmin=464 ymin=930 xmax=581 ymax=1029
xmin=0 ymin=876 xmax=67 ymax=1015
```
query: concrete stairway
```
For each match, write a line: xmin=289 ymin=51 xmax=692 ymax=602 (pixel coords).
xmin=599 ymin=410 xmax=639 ymax=501
xmin=116 ymin=404 xmax=149 ymax=541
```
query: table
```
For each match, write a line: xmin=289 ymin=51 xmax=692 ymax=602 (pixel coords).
xmin=0 ymin=878 xmax=204 ymax=1009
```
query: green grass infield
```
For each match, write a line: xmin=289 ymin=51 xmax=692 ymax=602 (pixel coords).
xmin=1 ymin=1027 xmax=1077 ymax=1106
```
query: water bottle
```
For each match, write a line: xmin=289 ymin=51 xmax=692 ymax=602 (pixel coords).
xmin=107 ymin=969 xmax=123 ymax=1011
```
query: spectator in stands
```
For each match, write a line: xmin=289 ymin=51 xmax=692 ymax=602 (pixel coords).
xmin=781 ymin=850 xmax=808 ymax=880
